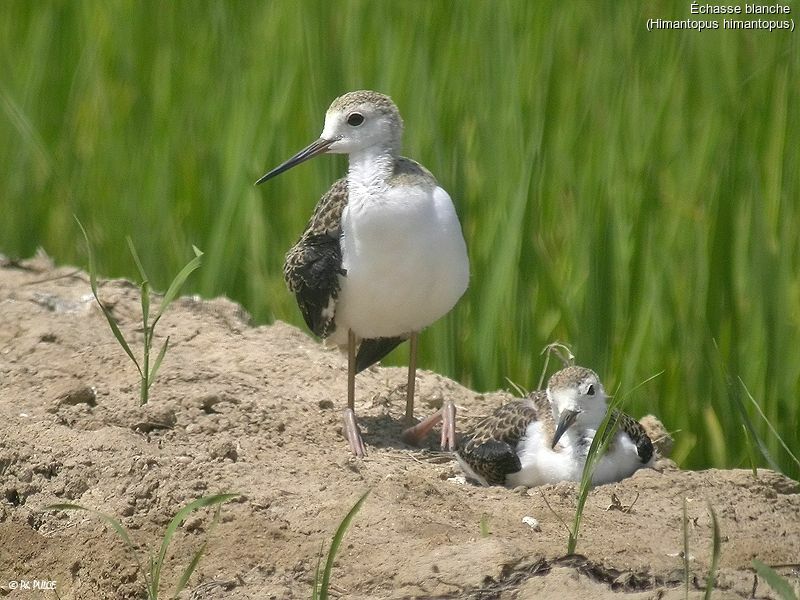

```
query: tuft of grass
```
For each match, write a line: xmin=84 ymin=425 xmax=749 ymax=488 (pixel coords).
xmin=312 ymin=489 xmax=370 ymax=600
xmin=45 ymin=494 xmax=238 ymax=600
xmin=76 ymin=217 xmax=202 ymax=404
xmin=752 ymin=559 xmax=799 ymax=600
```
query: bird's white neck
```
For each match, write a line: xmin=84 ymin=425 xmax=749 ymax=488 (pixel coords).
xmin=574 ymin=426 xmax=599 ymax=453
xmin=347 ymin=144 xmax=396 ymax=195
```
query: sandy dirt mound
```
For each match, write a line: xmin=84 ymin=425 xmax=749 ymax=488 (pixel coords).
xmin=1 ymin=254 xmax=798 ymax=599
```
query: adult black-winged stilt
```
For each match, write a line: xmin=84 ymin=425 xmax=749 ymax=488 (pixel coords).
xmin=256 ymin=91 xmax=469 ymax=456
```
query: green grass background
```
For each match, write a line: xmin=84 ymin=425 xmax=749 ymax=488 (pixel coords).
xmin=2 ymin=1 xmax=798 ymax=477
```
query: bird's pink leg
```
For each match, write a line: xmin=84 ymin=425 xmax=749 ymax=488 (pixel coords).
xmin=405 ymin=332 xmax=418 ymax=420
xmin=400 ymin=332 xmax=457 ymax=449
xmin=344 ymin=329 xmax=366 ymax=457
xmin=401 ymin=400 xmax=457 ymax=450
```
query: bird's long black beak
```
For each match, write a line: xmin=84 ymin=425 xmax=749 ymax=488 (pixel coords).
xmin=255 ymin=137 xmax=337 ymax=185
xmin=551 ymin=409 xmax=581 ymax=448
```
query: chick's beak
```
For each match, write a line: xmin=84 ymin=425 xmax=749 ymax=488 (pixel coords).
xmin=551 ymin=409 xmax=581 ymax=448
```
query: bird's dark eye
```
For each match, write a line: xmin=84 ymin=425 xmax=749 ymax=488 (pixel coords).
xmin=587 ymin=384 xmax=595 ymax=396
xmin=347 ymin=112 xmax=365 ymax=126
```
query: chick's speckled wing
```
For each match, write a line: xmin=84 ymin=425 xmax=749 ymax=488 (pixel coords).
xmin=283 ymin=178 xmax=348 ymax=338
xmin=457 ymin=391 xmax=549 ymax=486
xmin=611 ymin=409 xmax=654 ymax=464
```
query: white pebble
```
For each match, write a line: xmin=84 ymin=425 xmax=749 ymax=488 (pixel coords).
xmin=522 ymin=516 xmax=541 ymax=531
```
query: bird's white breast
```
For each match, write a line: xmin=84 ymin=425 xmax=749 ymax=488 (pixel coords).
xmin=506 ymin=422 xmax=579 ymax=487
xmin=335 ymin=183 xmax=468 ymax=340
xmin=589 ymin=431 xmax=652 ymax=485
xmin=507 ymin=424 xmax=651 ymax=488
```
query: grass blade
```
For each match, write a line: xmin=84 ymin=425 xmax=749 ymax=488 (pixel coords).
xmin=74 ymin=217 xmax=99 ymax=297
xmin=139 ymin=280 xmax=152 ymax=404
xmin=151 ymin=493 xmax=238 ymax=595
xmin=504 ymin=377 xmax=529 ymax=398
xmin=479 ymin=513 xmax=491 ymax=538
xmin=704 ymin=504 xmax=721 ymax=600
xmin=537 ymin=343 xmax=575 ymax=390
xmin=172 ymin=501 xmax=228 ymax=598
xmin=140 ymin=280 xmax=151 ymax=331
xmin=149 ymin=336 xmax=170 ymax=388
xmin=312 ymin=542 xmax=325 ymax=600
xmin=742 ymin=424 xmax=758 ymax=478
xmin=711 ymin=340 xmax=781 ymax=473
xmin=156 ymin=246 xmax=203 ymax=319
xmin=127 ymin=236 xmax=150 ymax=285
xmin=565 ymin=373 xmax=661 ymax=554
xmin=147 ymin=553 xmax=157 ymax=598
xmin=45 ymin=503 xmax=136 ymax=550
xmin=75 ymin=217 xmax=142 ymax=376
xmin=99 ymin=303 xmax=142 ymax=376
xmin=683 ymin=498 xmax=690 ymax=600
xmin=752 ymin=559 xmax=799 ymax=600
xmin=44 ymin=503 xmax=146 ymax=582
xmin=567 ymin=406 xmax=619 ymax=554
xmin=319 ymin=489 xmax=370 ymax=600
xmin=739 ymin=377 xmax=800 ymax=472
xmin=172 ymin=541 xmax=208 ymax=599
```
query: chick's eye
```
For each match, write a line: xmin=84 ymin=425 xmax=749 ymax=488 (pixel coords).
xmin=586 ymin=384 xmax=595 ymax=396
xmin=347 ymin=112 xmax=365 ymax=126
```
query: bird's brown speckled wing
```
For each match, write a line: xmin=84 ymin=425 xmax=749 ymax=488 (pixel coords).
xmin=283 ymin=178 xmax=348 ymax=338
xmin=457 ymin=391 xmax=549 ymax=486
xmin=389 ymin=157 xmax=437 ymax=188
xmin=611 ymin=409 xmax=654 ymax=464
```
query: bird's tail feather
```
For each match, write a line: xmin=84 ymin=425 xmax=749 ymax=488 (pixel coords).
xmin=355 ymin=336 xmax=407 ymax=373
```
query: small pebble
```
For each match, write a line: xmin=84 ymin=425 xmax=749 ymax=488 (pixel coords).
xmin=522 ymin=516 xmax=541 ymax=532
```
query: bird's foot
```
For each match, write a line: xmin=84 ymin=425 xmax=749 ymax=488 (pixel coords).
xmin=401 ymin=401 xmax=457 ymax=451
xmin=342 ymin=408 xmax=366 ymax=457
xmin=439 ymin=400 xmax=457 ymax=451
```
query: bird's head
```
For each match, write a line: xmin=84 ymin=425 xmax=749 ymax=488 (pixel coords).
xmin=547 ymin=366 xmax=608 ymax=448
xmin=255 ymin=90 xmax=402 ymax=185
